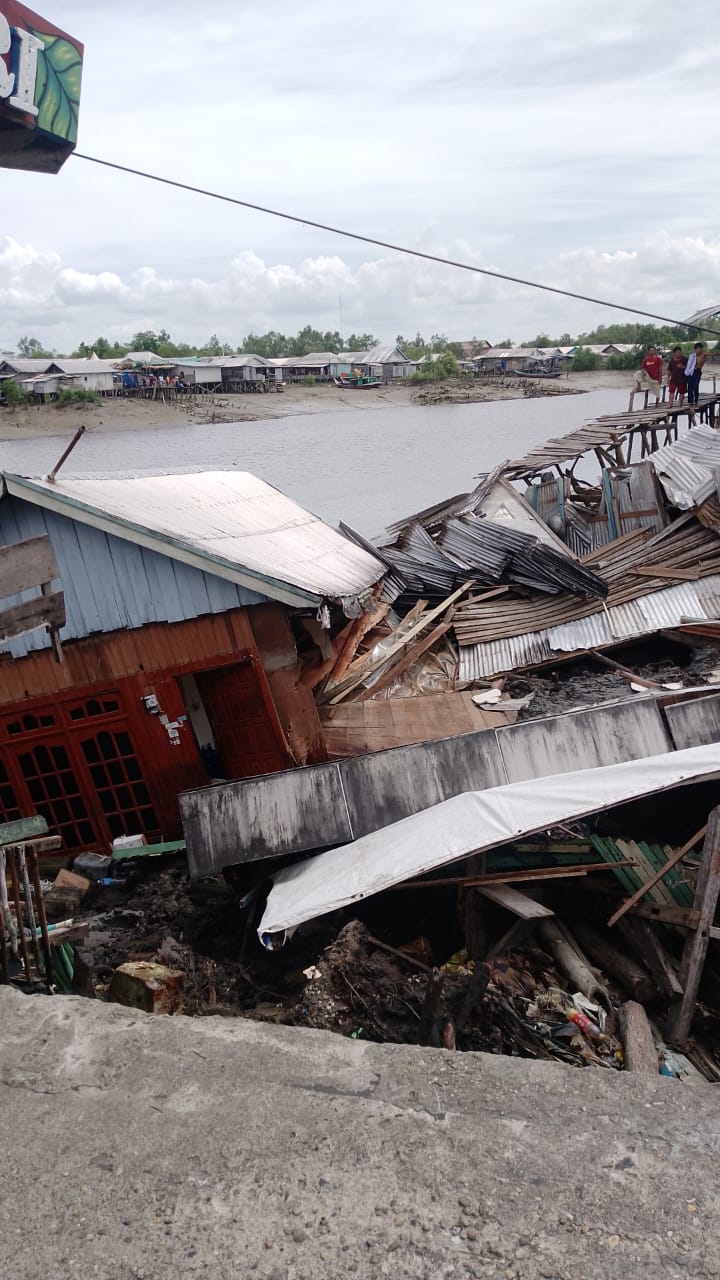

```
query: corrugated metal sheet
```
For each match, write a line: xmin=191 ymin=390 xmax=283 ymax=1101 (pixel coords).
xmin=51 ymin=359 xmax=120 ymax=375
xmin=0 ymin=495 xmax=264 ymax=658
xmin=3 ymin=471 xmax=385 ymax=609
xmin=458 ymin=573 xmax=720 ymax=679
xmin=651 ymin=424 xmax=720 ymax=508
xmin=454 ymin=521 xmax=720 ymax=646
xmin=378 ymin=478 xmax=606 ymax=602
xmin=505 ymin=400 xmax=718 ymax=481
xmin=0 ymin=358 xmax=54 ymax=375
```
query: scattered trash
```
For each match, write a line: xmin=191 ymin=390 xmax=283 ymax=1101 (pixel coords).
xmin=73 ymin=852 xmax=112 ymax=881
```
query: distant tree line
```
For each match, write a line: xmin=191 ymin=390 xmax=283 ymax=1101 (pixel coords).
xmin=15 ymin=319 xmax=720 ymax=369
xmin=13 ymin=326 xmax=383 ymax=362
xmin=525 ymin=321 xmax=720 ymax=352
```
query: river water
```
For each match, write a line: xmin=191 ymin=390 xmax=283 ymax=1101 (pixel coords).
xmin=0 ymin=389 xmax=623 ymax=537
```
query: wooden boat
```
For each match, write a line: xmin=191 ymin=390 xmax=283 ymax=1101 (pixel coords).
xmin=334 ymin=375 xmax=383 ymax=389
xmin=517 ymin=368 xmax=561 ymax=380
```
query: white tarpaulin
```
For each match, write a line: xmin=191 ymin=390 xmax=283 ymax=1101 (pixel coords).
xmin=258 ymin=742 xmax=720 ymax=947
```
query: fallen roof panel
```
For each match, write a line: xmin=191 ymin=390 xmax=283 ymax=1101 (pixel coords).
xmin=457 ymin=572 xmax=720 ymax=679
xmin=258 ymin=741 xmax=720 ymax=944
xmin=650 ymin=424 xmax=720 ymax=509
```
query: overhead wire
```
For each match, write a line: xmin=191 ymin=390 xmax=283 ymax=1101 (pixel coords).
xmin=72 ymin=152 xmax=717 ymax=339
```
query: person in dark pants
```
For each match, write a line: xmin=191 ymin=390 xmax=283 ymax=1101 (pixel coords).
xmin=667 ymin=346 xmax=687 ymax=407
xmin=685 ymin=342 xmax=705 ymax=405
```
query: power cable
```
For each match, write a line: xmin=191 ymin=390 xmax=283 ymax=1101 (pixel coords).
xmin=73 ymin=153 xmax=718 ymax=339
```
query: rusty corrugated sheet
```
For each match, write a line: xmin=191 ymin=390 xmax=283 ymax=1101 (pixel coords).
xmin=457 ymin=573 xmax=720 ymax=680
xmin=0 ymin=609 xmax=257 ymax=706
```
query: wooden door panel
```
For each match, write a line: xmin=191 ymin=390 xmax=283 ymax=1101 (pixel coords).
xmin=195 ymin=662 xmax=288 ymax=779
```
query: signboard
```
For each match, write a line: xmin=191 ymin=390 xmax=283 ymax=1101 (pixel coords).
xmin=0 ymin=2 xmax=83 ymax=173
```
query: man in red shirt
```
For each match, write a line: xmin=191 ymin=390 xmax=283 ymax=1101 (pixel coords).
xmin=634 ymin=345 xmax=664 ymax=403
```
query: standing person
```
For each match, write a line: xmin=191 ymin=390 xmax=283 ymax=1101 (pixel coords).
xmin=667 ymin=346 xmax=687 ymax=407
xmin=685 ymin=342 xmax=705 ymax=406
xmin=634 ymin=345 xmax=664 ymax=403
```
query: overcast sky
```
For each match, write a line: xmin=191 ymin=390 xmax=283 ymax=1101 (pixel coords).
xmin=2 ymin=0 xmax=719 ymax=353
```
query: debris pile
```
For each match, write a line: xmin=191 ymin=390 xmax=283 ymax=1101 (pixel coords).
xmin=294 ymin=920 xmax=624 ymax=1069
xmin=306 ymin=398 xmax=720 ymax=710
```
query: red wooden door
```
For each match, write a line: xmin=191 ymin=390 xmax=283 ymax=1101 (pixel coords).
xmin=195 ymin=661 xmax=289 ymax=779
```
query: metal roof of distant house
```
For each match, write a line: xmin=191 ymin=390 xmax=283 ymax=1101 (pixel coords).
xmin=172 ymin=356 xmax=228 ymax=367
xmin=221 ymin=353 xmax=271 ymax=368
xmin=2 ymin=470 xmax=385 ymax=611
xmin=0 ymin=358 xmax=55 ymax=375
xmin=362 ymin=345 xmax=411 ymax=365
xmin=50 ymin=359 xmax=120 ymax=375
xmin=118 ymin=351 xmax=176 ymax=367
xmin=280 ymin=351 xmax=341 ymax=368
xmin=475 ymin=347 xmax=548 ymax=361
xmin=685 ymin=304 xmax=720 ymax=326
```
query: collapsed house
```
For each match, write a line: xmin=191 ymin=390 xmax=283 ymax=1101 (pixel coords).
xmin=5 ymin=395 xmax=720 ymax=1080
xmin=0 ymin=468 xmax=384 ymax=854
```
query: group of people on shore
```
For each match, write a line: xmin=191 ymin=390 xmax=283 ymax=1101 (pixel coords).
xmin=634 ymin=342 xmax=706 ymax=408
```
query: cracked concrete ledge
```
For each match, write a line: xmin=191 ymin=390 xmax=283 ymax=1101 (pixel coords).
xmin=1 ymin=988 xmax=719 ymax=1280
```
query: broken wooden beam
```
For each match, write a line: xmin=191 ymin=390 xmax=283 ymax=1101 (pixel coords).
xmin=108 ymin=961 xmax=185 ymax=1015
xmin=355 ymin=620 xmax=451 ymax=702
xmin=570 ymin=921 xmax=656 ymax=1004
xmin=476 ymin=883 xmax=554 ymax=919
xmin=617 ymin=917 xmax=683 ymax=998
xmin=619 ymin=1001 xmax=659 ymax=1074
xmin=325 ymin=582 xmax=473 ymax=704
xmin=325 ymin=600 xmax=391 ymax=688
xmin=537 ymin=919 xmax=610 ymax=1009
xmin=665 ymin=808 xmax=720 ymax=1048
xmin=390 ymin=861 xmax=636 ymax=891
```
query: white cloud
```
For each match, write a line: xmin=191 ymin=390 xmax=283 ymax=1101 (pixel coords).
xmin=3 ymin=0 xmax=718 ymax=349
xmin=1 ymin=229 xmax=719 ymax=353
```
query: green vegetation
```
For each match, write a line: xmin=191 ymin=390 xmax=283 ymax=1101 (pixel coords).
xmin=411 ymin=351 xmax=461 ymax=381
xmin=525 ymin=322 xmax=720 ymax=352
xmin=302 ymin=374 xmax=316 ymax=385
xmin=571 ymin=346 xmax=602 ymax=372
xmin=396 ymin=332 xmax=464 ymax=361
xmin=606 ymin=348 xmax=643 ymax=370
xmin=17 ymin=335 xmax=56 ymax=359
xmin=1 ymin=379 xmax=28 ymax=406
xmin=56 ymin=388 xmax=98 ymax=406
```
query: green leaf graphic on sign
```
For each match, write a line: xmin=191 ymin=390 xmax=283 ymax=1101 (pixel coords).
xmin=31 ymin=33 xmax=82 ymax=145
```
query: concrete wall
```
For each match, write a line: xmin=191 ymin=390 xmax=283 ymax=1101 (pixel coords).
xmin=181 ymin=692 xmax=717 ymax=878
xmin=664 ymin=693 xmax=720 ymax=750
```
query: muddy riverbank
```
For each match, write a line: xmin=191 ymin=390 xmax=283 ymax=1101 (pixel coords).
xmin=0 ymin=368 xmax=634 ymax=440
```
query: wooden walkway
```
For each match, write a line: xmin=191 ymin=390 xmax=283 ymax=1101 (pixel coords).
xmin=505 ymin=393 xmax=720 ymax=481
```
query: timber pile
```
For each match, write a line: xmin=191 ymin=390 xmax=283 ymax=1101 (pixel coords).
xmin=311 ymin=586 xmax=470 ymax=706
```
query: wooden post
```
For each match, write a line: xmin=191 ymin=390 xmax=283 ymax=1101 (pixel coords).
xmin=619 ymin=1001 xmax=658 ymax=1074
xmin=571 ymin=921 xmax=656 ymax=1003
xmin=537 ymin=918 xmax=610 ymax=1009
xmin=665 ymin=808 xmax=720 ymax=1048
